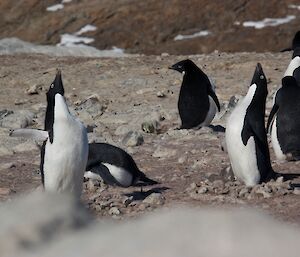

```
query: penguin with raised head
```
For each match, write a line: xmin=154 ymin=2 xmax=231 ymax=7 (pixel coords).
xmin=85 ymin=143 xmax=158 ymax=187
xmin=11 ymin=70 xmax=88 ymax=197
xmin=267 ymin=76 xmax=300 ymax=161
xmin=169 ymin=59 xmax=220 ymax=129
xmin=225 ymin=63 xmax=274 ymax=186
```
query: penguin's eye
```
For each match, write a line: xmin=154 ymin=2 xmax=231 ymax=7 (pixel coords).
xmin=50 ymin=84 xmax=54 ymax=88
xmin=260 ymin=75 xmax=264 ymax=80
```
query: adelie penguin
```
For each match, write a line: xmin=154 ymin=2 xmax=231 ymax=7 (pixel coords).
xmin=267 ymin=76 xmax=300 ymax=161
xmin=169 ymin=59 xmax=220 ymax=129
xmin=225 ymin=63 xmax=274 ymax=186
xmin=282 ymin=31 xmax=300 ymax=84
xmin=85 ymin=143 xmax=158 ymax=187
xmin=11 ymin=70 xmax=89 ymax=198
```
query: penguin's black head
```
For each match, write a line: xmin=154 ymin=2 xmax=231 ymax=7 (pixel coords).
xmin=282 ymin=76 xmax=298 ymax=88
xmin=44 ymin=69 xmax=65 ymax=138
xmin=46 ymin=69 xmax=64 ymax=100
xmin=169 ymin=59 xmax=197 ymax=74
xmin=251 ymin=63 xmax=267 ymax=88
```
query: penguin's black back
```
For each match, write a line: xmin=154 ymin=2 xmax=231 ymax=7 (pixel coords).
xmin=241 ymin=63 xmax=273 ymax=182
xmin=276 ymin=77 xmax=300 ymax=157
xmin=87 ymin=143 xmax=140 ymax=176
xmin=178 ymin=62 xmax=211 ymax=128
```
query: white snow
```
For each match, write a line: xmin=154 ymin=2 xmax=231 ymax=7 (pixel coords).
xmin=46 ymin=4 xmax=64 ymax=12
xmin=174 ymin=30 xmax=211 ymax=41
xmin=243 ymin=15 xmax=296 ymax=29
xmin=57 ymin=34 xmax=94 ymax=47
xmin=62 ymin=0 xmax=72 ymax=3
xmin=75 ymin=25 xmax=97 ymax=36
xmin=289 ymin=4 xmax=300 ymax=10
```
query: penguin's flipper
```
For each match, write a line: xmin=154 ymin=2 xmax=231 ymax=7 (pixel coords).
xmin=137 ymin=171 xmax=159 ymax=186
xmin=90 ymin=164 xmax=122 ymax=187
xmin=10 ymin=128 xmax=48 ymax=141
xmin=266 ymin=103 xmax=279 ymax=134
xmin=207 ymin=86 xmax=221 ymax=111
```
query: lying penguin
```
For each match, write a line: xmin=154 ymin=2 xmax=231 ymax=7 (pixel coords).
xmin=85 ymin=143 xmax=158 ymax=187
xmin=225 ymin=63 xmax=274 ymax=186
xmin=169 ymin=59 xmax=220 ymax=129
xmin=10 ymin=70 xmax=88 ymax=198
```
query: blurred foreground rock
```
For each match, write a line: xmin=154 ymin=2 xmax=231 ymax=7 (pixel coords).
xmin=0 ymin=192 xmax=299 ymax=257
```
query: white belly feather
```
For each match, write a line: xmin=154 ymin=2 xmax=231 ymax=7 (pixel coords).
xmin=270 ymin=116 xmax=286 ymax=160
xmin=225 ymin=85 xmax=260 ymax=186
xmin=44 ymin=94 xmax=88 ymax=197
xmin=102 ymin=163 xmax=133 ymax=187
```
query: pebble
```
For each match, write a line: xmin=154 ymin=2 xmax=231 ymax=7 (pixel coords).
xmin=122 ymin=131 xmax=144 ymax=147
xmin=141 ymin=120 xmax=159 ymax=133
xmin=25 ymin=84 xmax=42 ymax=95
xmin=142 ymin=193 xmax=165 ymax=205
xmin=109 ymin=207 xmax=121 ymax=216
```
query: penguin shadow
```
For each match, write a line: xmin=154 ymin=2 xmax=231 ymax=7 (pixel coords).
xmin=124 ymin=186 xmax=169 ymax=201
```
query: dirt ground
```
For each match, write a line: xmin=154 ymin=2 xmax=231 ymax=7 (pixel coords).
xmin=1 ymin=52 xmax=300 ymax=225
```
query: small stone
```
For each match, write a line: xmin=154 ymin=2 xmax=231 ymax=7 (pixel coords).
xmin=293 ymin=188 xmax=300 ymax=195
xmin=255 ymin=188 xmax=272 ymax=199
xmin=142 ymin=193 xmax=165 ymax=205
xmin=212 ymin=180 xmax=224 ymax=189
xmin=108 ymin=207 xmax=121 ymax=216
xmin=276 ymin=176 xmax=284 ymax=183
xmin=141 ymin=120 xmax=159 ymax=134
xmin=26 ymin=84 xmax=42 ymax=95
xmin=197 ymin=186 xmax=208 ymax=194
xmin=122 ymin=131 xmax=144 ymax=147
xmin=161 ymin=52 xmax=169 ymax=57
xmin=156 ymin=91 xmax=166 ymax=98
xmin=189 ymin=182 xmax=197 ymax=190
xmin=238 ymin=187 xmax=250 ymax=198
xmin=86 ymin=180 xmax=100 ymax=192
xmin=123 ymin=196 xmax=133 ymax=207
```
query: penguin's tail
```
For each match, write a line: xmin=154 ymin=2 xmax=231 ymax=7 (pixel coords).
xmin=137 ymin=171 xmax=159 ymax=186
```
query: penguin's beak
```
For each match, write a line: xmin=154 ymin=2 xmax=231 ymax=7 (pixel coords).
xmin=168 ymin=66 xmax=175 ymax=70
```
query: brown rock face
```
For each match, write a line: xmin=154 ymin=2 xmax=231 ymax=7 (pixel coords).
xmin=0 ymin=0 xmax=299 ymax=54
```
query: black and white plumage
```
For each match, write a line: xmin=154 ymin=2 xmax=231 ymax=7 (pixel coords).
xmin=225 ymin=63 xmax=274 ymax=186
xmin=86 ymin=143 xmax=158 ymax=187
xmin=267 ymin=76 xmax=300 ymax=161
xmin=169 ymin=59 xmax=220 ymax=129
xmin=11 ymin=70 xmax=88 ymax=197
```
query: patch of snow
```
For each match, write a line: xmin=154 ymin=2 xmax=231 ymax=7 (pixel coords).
xmin=75 ymin=25 xmax=97 ymax=36
xmin=234 ymin=21 xmax=241 ymax=25
xmin=46 ymin=4 xmax=64 ymax=12
xmin=0 ymin=38 xmax=128 ymax=58
xmin=57 ymin=34 xmax=94 ymax=47
xmin=174 ymin=30 xmax=211 ymax=41
xmin=243 ymin=15 xmax=296 ymax=29
xmin=62 ymin=0 xmax=72 ymax=3
xmin=289 ymin=4 xmax=300 ymax=10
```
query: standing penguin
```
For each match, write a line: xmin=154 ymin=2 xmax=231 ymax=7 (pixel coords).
xmin=11 ymin=70 xmax=88 ymax=197
xmin=169 ymin=59 xmax=220 ymax=129
xmin=267 ymin=76 xmax=300 ymax=161
xmin=225 ymin=63 xmax=274 ymax=186
xmin=85 ymin=143 xmax=158 ymax=187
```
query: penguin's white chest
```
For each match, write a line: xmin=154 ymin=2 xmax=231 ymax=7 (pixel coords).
xmin=102 ymin=163 xmax=133 ymax=187
xmin=271 ymin=116 xmax=286 ymax=160
xmin=225 ymin=85 xmax=260 ymax=186
xmin=199 ymin=96 xmax=217 ymax=127
xmin=44 ymin=116 xmax=88 ymax=197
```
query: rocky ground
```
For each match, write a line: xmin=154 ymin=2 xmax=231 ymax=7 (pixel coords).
xmin=0 ymin=0 xmax=300 ymax=54
xmin=1 ymin=52 xmax=300 ymax=225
